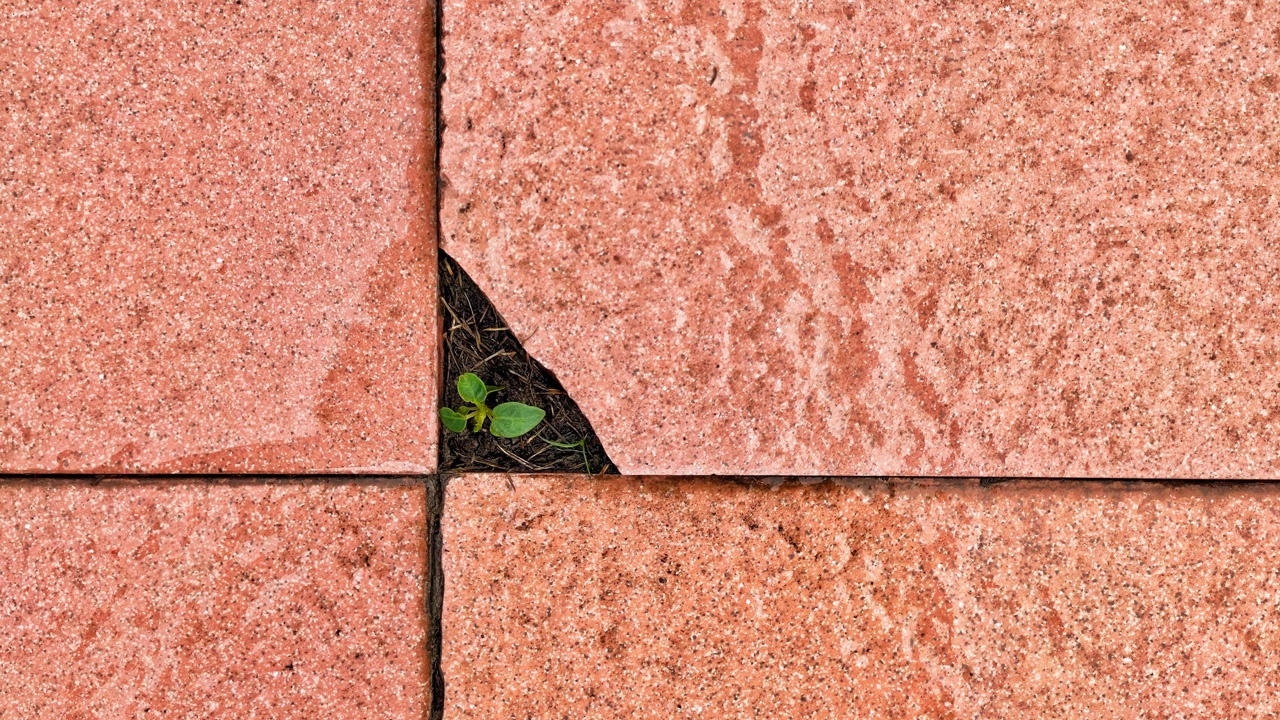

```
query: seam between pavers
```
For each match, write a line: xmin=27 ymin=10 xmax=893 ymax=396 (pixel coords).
xmin=430 ymin=0 xmax=446 ymax=495
xmin=427 ymin=473 xmax=446 ymax=720
xmin=0 ymin=473 xmax=433 ymax=486
xmin=429 ymin=1 xmax=447 ymax=715
xmin=440 ymin=471 xmax=1280 ymax=486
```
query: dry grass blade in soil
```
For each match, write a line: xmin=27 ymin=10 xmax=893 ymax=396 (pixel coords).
xmin=438 ymin=253 xmax=615 ymax=474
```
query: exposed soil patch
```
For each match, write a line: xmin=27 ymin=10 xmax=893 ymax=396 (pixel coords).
xmin=438 ymin=252 xmax=615 ymax=474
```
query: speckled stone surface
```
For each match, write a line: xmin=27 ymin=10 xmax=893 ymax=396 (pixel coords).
xmin=444 ymin=474 xmax=1280 ymax=718
xmin=0 ymin=481 xmax=428 ymax=717
xmin=1 ymin=0 xmax=437 ymax=472
xmin=441 ymin=0 xmax=1280 ymax=476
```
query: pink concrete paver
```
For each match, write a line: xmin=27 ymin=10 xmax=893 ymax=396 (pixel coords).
xmin=0 ymin=481 xmax=428 ymax=718
xmin=1 ymin=0 xmax=437 ymax=472
xmin=441 ymin=0 xmax=1280 ymax=477
xmin=444 ymin=474 xmax=1280 ymax=718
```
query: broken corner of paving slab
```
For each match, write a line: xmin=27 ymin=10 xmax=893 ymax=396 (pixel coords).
xmin=440 ymin=0 xmax=1280 ymax=478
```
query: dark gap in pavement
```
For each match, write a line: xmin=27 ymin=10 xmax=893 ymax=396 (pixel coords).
xmin=427 ymin=0 xmax=444 ymax=710
xmin=426 ymin=474 xmax=445 ymax=720
xmin=437 ymin=252 xmax=617 ymax=474
xmin=0 ymin=474 xmax=427 ymax=485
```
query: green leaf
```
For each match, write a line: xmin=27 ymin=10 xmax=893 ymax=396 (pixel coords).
xmin=457 ymin=373 xmax=488 ymax=404
xmin=438 ymin=407 xmax=467 ymax=432
xmin=542 ymin=438 xmax=584 ymax=449
xmin=543 ymin=435 xmax=589 ymax=473
xmin=490 ymin=402 xmax=546 ymax=438
xmin=484 ymin=384 xmax=504 ymax=398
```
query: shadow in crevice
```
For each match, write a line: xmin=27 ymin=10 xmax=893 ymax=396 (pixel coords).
xmin=426 ymin=474 xmax=444 ymax=720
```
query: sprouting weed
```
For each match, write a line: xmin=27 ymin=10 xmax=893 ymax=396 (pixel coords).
xmin=439 ymin=372 xmax=545 ymax=438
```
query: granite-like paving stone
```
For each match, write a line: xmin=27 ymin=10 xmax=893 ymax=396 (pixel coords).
xmin=441 ymin=0 xmax=1280 ymax=476
xmin=0 ymin=481 xmax=428 ymax=717
xmin=1 ymin=0 xmax=437 ymax=472
xmin=444 ymin=474 xmax=1280 ymax=718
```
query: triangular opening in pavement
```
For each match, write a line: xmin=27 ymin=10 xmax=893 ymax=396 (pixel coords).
xmin=437 ymin=252 xmax=616 ymax=474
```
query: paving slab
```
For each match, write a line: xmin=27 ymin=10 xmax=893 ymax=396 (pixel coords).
xmin=1 ymin=0 xmax=437 ymax=472
xmin=444 ymin=474 xmax=1280 ymax=718
xmin=0 ymin=481 xmax=428 ymax=718
xmin=440 ymin=0 xmax=1280 ymax=476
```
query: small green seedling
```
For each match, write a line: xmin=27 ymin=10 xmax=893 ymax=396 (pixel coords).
xmin=440 ymin=372 xmax=545 ymax=438
xmin=542 ymin=435 xmax=591 ymax=474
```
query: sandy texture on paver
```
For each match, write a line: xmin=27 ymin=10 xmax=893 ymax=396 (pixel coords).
xmin=444 ymin=474 xmax=1280 ymax=718
xmin=1 ymin=0 xmax=437 ymax=472
xmin=0 ymin=482 xmax=428 ymax=717
xmin=441 ymin=0 xmax=1280 ymax=476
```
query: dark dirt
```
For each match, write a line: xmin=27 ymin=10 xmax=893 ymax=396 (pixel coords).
xmin=437 ymin=252 xmax=616 ymax=474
